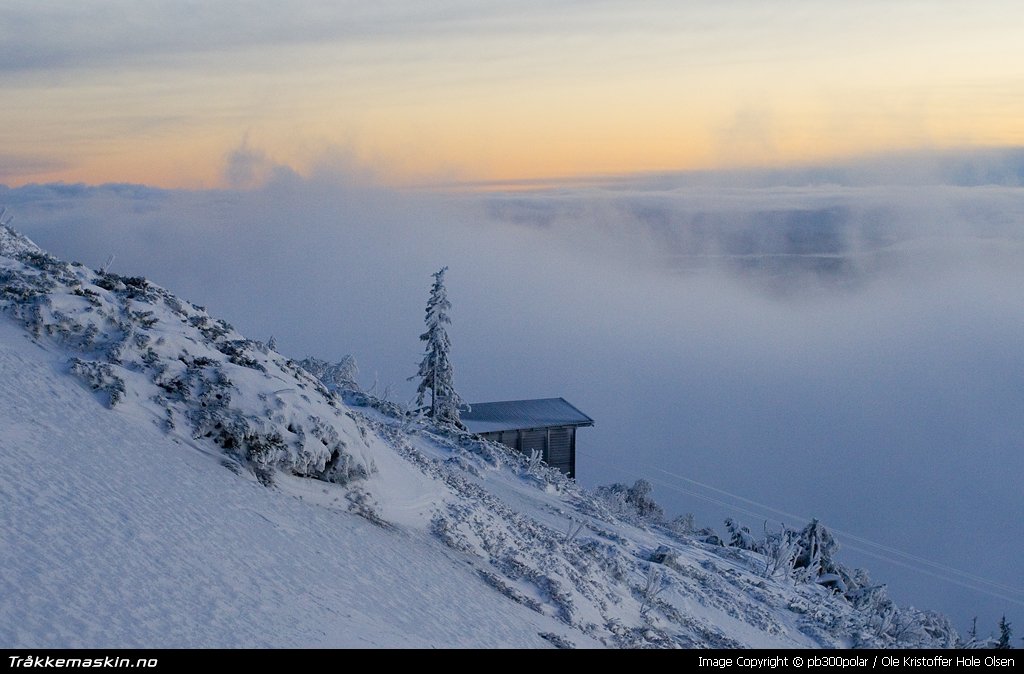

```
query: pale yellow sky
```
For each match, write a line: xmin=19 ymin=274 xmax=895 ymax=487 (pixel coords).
xmin=1 ymin=1 xmax=1022 ymax=187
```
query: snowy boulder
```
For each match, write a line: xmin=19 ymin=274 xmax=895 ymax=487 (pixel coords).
xmin=650 ymin=545 xmax=678 ymax=565
xmin=816 ymin=573 xmax=848 ymax=594
xmin=696 ymin=528 xmax=725 ymax=546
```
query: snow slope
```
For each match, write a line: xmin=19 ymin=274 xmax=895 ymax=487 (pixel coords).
xmin=0 ymin=225 xmax=957 ymax=648
xmin=0 ymin=320 xmax=578 ymax=648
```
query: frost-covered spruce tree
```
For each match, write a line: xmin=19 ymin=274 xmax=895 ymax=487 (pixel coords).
xmin=997 ymin=616 xmax=1013 ymax=649
xmin=410 ymin=266 xmax=464 ymax=427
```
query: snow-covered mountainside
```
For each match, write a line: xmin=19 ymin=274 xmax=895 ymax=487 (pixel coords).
xmin=0 ymin=224 xmax=958 ymax=648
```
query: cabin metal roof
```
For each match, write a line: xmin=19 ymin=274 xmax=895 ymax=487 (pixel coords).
xmin=461 ymin=397 xmax=594 ymax=434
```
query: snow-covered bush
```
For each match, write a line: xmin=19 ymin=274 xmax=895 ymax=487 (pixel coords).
xmin=792 ymin=518 xmax=848 ymax=587
xmin=69 ymin=358 xmax=125 ymax=408
xmin=760 ymin=523 xmax=798 ymax=579
xmin=638 ymin=566 xmax=666 ymax=620
xmin=725 ymin=517 xmax=761 ymax=552
xmin=595 ymin=479 xmax=665 ymax=522
xmin=666 ymin=512 xmax=697 ymax=536
xmin=0 ymin=223 xmax=376 ymax=491
xmin=299 ymin=355 xmax=360 ymax=394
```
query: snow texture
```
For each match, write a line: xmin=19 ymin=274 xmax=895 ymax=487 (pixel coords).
xmin=0 ymin=224 xmax=957 ymax=648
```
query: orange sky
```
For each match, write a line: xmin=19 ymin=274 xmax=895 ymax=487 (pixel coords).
xmin=1 ymin=2 xmax=1022 ymax=188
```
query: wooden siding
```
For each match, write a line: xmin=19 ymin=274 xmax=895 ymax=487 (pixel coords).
xmin=547 ymin=427 xmax=571 ymax=474
xmin=477 ymin=426 xmax=578 ymax=478
xmin=520 ymin=430 xmax=545 ymax=457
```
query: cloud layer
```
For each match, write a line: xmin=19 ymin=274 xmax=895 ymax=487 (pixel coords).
xmin=3 ymin=150 xmax=1022 ymax=632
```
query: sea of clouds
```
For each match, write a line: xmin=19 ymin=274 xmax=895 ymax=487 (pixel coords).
xmin=3 ymin=148 xmax=1022 ymax=634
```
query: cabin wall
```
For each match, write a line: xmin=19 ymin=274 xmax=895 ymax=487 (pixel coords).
xmin=477 ymin=426 xmax=577 ymax=478
xmin=547 ymin=427 xmax=572 ymax=476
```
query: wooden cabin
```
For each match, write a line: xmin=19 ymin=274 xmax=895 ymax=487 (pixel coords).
xmin=461 ymin=397 xmax=593 ymax=478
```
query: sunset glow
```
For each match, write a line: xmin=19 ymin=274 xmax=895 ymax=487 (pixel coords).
xmin=2 ymin=2 xmax=1022 ymax=187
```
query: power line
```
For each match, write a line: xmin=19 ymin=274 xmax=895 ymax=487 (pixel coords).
xmin=585 ymin=454 xmax=1024 ymax=606
xmin=653 ymin=466 xmax=1024 ymax=597
xmin=646 ymin=471 xmax=1024 ymax=607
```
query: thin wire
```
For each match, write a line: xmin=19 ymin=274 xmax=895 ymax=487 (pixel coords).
xmin=653 ymin=466 xmax=1024 ymax=597
xmin=836 ymin=544 xmax=1024 ymax=608
xmin=644 ymin=472 xmax=1024 ymax=608
xmin=586 ymin=453 xmax=1024 ymax=605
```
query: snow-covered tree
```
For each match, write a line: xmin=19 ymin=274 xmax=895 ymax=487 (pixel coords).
xmin=968 ymin=617 xmax=978 ymax=644
xmin=793 ymin=518 xmax=840 ymax=581
xmin=997 ymin=615 xmax=1013 ymax=649
xmin=725 ymin=517 xmax=759 ymax=551
xmin=410 ymin=266 xmax=464 ymax=426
